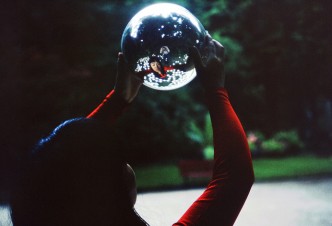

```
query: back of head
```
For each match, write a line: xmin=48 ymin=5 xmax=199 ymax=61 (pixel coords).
xmin=10 ymin=118 xmax=147 ymax=226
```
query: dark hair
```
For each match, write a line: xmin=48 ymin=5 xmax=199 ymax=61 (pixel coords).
xmin=148 ymin=56 xmax=160 ymax=64
xmin=148 ymin=56 xmax=165 ymax=75
xmin=10 ymin=118 xmax=147 ymax=226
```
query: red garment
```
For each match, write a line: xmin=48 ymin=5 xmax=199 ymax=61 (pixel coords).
xmin=86 ymin=90 xmax=129 ymax=124
xmin=87 ymin=88 xmax=254 ymax=226
xmin=136 ymin=66 xmax=176 ymax=79
xmin=173 ymin=88 xmax=254 ymax=226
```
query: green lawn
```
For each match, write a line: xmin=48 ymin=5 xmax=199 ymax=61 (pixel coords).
xmin=135 ymin=165 xmax=183 ymax=189
xmin=135 ymin=155 xmax=332 ymax=191
xmin=253 ymin=155 xmax=332 ymax=180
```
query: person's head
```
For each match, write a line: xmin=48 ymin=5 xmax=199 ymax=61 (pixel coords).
xmin=10 ymin=118 xmax=147 ymax=226
xmin=148 ymin=56 xmax=164 ymax=75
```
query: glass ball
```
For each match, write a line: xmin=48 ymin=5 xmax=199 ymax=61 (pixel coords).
xmin=121 ymin=3 xmax=207 ymax=91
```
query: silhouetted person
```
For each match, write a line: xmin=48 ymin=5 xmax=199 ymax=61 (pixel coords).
xmin=10 ymin=35 xmax=254 ymax=226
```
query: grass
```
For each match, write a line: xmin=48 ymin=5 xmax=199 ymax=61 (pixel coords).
xmin=135 ymin=155 xmax=332 ymax=191
xmin=135 ymin=165 xmax=183 ymax=189
xmin=253 ymin=155 xmax=332 ymax=180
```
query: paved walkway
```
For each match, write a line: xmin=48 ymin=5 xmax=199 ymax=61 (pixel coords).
xmin=1 ymin=178 xmax=332 ymax=225
xmin=135 ymin=178 xmax=332 ymax=226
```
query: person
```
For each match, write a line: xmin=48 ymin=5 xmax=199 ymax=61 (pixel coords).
xmin=137 ymin=55 xmax=194 ymax=79
xmin=135 ymin=56 xmax=174 ymax=79
xmin=10 ymin=35 xmax=254 ymax=226
xmin=148 ymin=56 xmax=169 ymax=78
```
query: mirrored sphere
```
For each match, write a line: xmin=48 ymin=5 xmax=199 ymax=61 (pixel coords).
xmin=121 ymin=3 xmax=207 ymax=91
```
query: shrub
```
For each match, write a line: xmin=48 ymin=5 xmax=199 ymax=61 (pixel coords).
xmin=187 ymin=113 xmax=213 ymax=159
xmin=247 ymin=131 xmax=265 ymax=156
xmin=272 ymin=130 xmax=305 ymax=152
xmin=248 ymin=130 xmax=305 ymax=157
xmin=261 ymin=139 xmax=285 ymax=153
xmin=203 ymin=145 xmax=214 ymax=160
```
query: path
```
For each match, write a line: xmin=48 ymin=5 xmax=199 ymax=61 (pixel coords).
xmin=1 ymin=178 xmax=331 ymax=225
xmin=135 ymin=178 xmax=332 ymax=226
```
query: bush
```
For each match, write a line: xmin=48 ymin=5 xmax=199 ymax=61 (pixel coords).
xmin=187 ymin=113 xmax=213 ymax=159
xmin=273 ymin=130 xmax=305 ymax=152
xmin=247 ymin=131 xmax=265 ymax=157
xmin=261 ymin=139 xmax=285 ymax=154
xmin=248 ymin=130 xmax=305 ymax=157
xmin=203 ymin=145 xmax=214 ymax=160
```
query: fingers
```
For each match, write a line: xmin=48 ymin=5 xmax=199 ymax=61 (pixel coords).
xmin=190 ymin=36 xmax=224 ymax=66
xmin=117 ymin=52 xmax=125 ymax=77
xmin=189 ymin=46 xmax=204 ymax=73
xmin=117 ymin=52 xmax=126 ymax=70
xmin=213 ymin=40 xmax=225 ymax=60
xmin=204 ymin=33 xmax=213 ymax=45
xmin=117 ymin=52 xmax=124 ymax=61
xmin=202 ymin=34 xmax=214 ymax=56
xmin=118 ymin=52 xmax=144 ymax=82
xmin=115 ymin=52 xmax=143 ymax=103
xmin=206 ymin=37 xmax=216 ymax=61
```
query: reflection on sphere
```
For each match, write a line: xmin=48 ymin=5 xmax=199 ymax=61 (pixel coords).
xmin=121 ymin=3 xmax=206 ymax=90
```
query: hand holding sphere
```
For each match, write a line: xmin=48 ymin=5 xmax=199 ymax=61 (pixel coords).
xmin=121 ymin=3 xmax=207 ymax=91
xmin=114 ymin=52 xmax=143 ymax=103
xmin=189 ymin=35 xmax=225 ymax=90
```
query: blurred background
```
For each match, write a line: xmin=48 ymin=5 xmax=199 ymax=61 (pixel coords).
xmin=1 ymin=0 xmax=331 ymax=201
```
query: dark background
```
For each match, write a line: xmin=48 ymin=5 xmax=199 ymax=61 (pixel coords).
xmin=1 ymin=0 xmax=331 ymax=200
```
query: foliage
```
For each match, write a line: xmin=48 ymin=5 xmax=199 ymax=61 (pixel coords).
xmin=111 ymin=86 xmax=207 ymax=163
xmin=203 ymin=146 xmax=214 ymax=160
xmin=203 ymin=0 xmax=332 ymax=150
xmin=273 ymin=130 xmax=305 ymax=150
xmin=249 ymin=130 xmax=305 ymax=157
xmin=187 ymin=113 xmax=213 ymax=160
xmin=261 ymin=139 xmax=285 ymax=154
xmin=135 ymin=155 xmax=332 ymax=190
xmin=247 ymin=130 xmax=265 ymax=155
xmin=135 ymin=164 xmax=182 ymax=190
xmin=1 ymin=0 xmax=332 ymax=170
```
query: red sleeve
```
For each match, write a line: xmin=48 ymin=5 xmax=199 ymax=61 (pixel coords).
xmin=86 ymin=90 xmax=130 ymax=124
xmin=174 ymin=88 xmax=254 ymax=226
xmin=164 ymin=66 xmax=175 ymax=71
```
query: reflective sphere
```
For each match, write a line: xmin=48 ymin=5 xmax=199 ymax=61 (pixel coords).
xmin=121 ymin=3 xmax=207 ymax=91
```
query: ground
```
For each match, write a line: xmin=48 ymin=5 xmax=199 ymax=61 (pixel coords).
xmin=135 ymin=177 xmax=332 ymax=226
xmin=1 ymin=177 xmax=331 ymax=225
